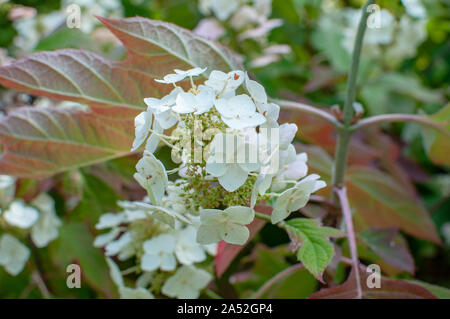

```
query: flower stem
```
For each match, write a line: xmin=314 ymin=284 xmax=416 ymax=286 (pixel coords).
xmin=27 ymin=238 xmax=52 ymax=299
xmin=351 ymin=113 xmax=450 ymax=136
xmin=254 ymin=212 xmax=271 ymax=222
xmin=335 ymin=186 xmax=362 ymax=299
xmin=328 ymin=2 xmax=373 ymax=297
xmin=273 ymin=98 xmax=341 ymax=127
xmin=331 ymin=0 xmax=374 ymax=190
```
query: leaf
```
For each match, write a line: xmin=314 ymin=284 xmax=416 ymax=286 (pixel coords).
xmin=347 ymin=166 xmax=441 ymax=244
xmin=233 ymin=246 xmax=317 ymax=299
xmin=407 ymin=280 xmax=450 ymax=299
xmin=310 ymin=268 xmax=437 ymax=299
xmin=49 ymin=222 xmax=118 ymax=298
xmin=215 ymin=205 xmax=271 ymax=277
xmin=358 ymin=227 xmax=415 ymax=275
xmin=380 ymin=73 xmax=444 ymax=104
xmin=284 ymin=218 xmax=343 ymax=281
xmin=34 ymin=28 xmax=100 ymax=52
xmin=0 ymin=17 xmax=242 ymax=177
xmin=0 ymin=17 xmax=241 ymax=118
xmin=69 ymin=172 xmax=121 ymax=224
xmin=97 ymin=16 xmax=242 ymax=75
xmin=296 ymin=145 xmax=440 ymax=243
xmin=300 ymin=144 xmax=439 ymax=243
xmin=422 ymin=104 xmax=450 ymax=166
xmin=0 ymin=107 xmax=134 ymax=177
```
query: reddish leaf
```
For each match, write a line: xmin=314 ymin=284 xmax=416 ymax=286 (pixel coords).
xmin=295 ymin=144 xmax=440 ymax=244
xmin=98 ymin=17 xmax=241 ymax=76
xmin=358 ymin=227 xmax=415 ymax=275
xmin=0 ymin=17 xmax=242 ymax=177
xmin=347 ymin=166 xmax=441 ymax=244
xmin=280 ymin=110 xmax=380 ymax=166
xmin=215 ymin=205 xmax=271 ymax=277
xmin=0 ymin=107 xmax=133 ymax=177
xmin=422 ymin=104 xmax=450 ymax=166
xmin=310 ymin=268 xmax=437 ymax=299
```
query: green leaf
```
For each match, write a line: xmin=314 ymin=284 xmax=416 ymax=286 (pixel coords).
xmin=0 ymin=107 xmax=134 ymax=177
xmin=239 ymin=246 xmax=317 ymax=299
xmin=379 ymin=73 xmax=444 ymax=105
xmin=49 ymin=222 xmax=118 ymax=298
xmin=407 ymin=280 xmax=450 ymax=299
xmin=69 ymin=172 xmax=121 ymax=224
xmin=284 ymin=218 xmax=343 ymax=280
xmin=421 ymin=104 xmax=450 ymax=166
xmin=34 ymin=28 xmax=99 ymax=52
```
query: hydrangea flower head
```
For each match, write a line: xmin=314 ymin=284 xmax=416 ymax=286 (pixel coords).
xmin=97 ymin=67 xmax=326 ymax=299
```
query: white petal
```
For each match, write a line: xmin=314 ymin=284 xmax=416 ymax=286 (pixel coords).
xmin=245 ymin=74 xmax=267 ymax=104
xmin=105 ymin=232 xmax=132 ymax=256
xmin=160 ymin=252 xmax=177 ymax=271
xmin=106 ymin=257 xmax=124 ymax=288
xmin=174 ymin=67 xmax=207 ymax=77
xmin=220 ymin=223 xmax=249 ymax=245
xmin=194 ymin=85 xmax=215 ymax=114
xmin=132 ymin=111 xmax=152 ymax=152
xmin=271 ymin=208 xmax=289 ymax=224
xmin=96 ymin=212 xmax=126 ymax=230
xmin=224 ymin=206 xmax=255 ymax=225
xmin=205 ymin=70 xmax=228 ymax=92
xmin=218 ymin=165 xmax=248 ymax=191
xmin=93 ymin=228 xmax=121 ymax=248
xmin=205 ymin=160 xmax=227 ymax=177
xmin=30 ymin=203 xmax=61 ymax=248
xmin=143 ymin=233 xmax=175 ymax=254
xmin=173 ymin=91 xmax=196 ymax=114
xmin=0 ymin=234 xmax=30 ymax=276
xmin=141 ymin=253 xmax=160 ymax=272
xmin=145 ymin=122 xmax=162 ymax=153
xmin=119 ymin=287 xmax=154 ymax=299
xmin=196 ymin=224 xmax=222 ymax=244
xmin=4 ymin=200 xmax=39 ymax=229
xmin=279 ymin=123 xmax=298 ymax=149
xmin=155 ymin=73 xmax=186 ymax=84
xmin=154 ymin=110 xmax=178 ymax=129
xmin=134 ymin=151 xmax=168 ymax=204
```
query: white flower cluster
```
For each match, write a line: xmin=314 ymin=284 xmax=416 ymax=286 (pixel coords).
xmin=195 ymin=0 xmax=291 ymax=68
xmin=95 ymin=198 xmax=215 ymax=299
xmin=97 ymin=67 xmax=326 ymax=298
xmin=0 ymin=176 xmax=62 ymax=276
xmin=11 ymin=0 xmax=123 ymax=52
xmin=319 ymin=2 xmax=428 ymax=67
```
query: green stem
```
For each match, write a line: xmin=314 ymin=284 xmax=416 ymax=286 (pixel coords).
xmin=254 ymin=212 xmax=271 ymax=223
xmin=331 ymin=0 xmax=374 ymax=190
